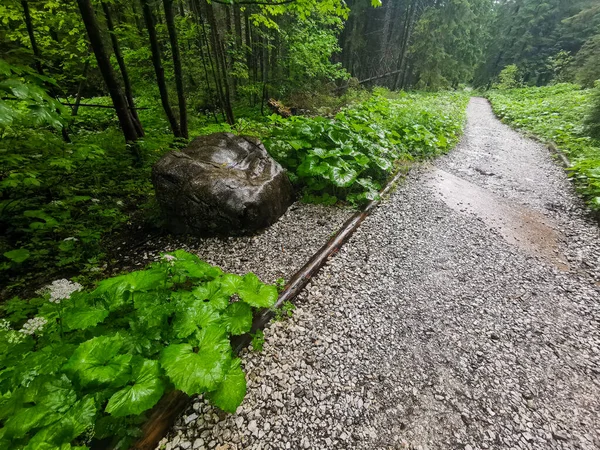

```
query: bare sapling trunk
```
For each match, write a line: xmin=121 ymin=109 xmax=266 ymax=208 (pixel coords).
xmin=140 ymin=0 xmax=182 ymax=137
xmin=101 ymin=1 xmax=144 ymax=137
xmin=163 ymin=0 xmax=188 ymax=138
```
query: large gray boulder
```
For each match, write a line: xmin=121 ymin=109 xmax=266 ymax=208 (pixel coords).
xmin=152 ymin=132 xmax=293 ymax=235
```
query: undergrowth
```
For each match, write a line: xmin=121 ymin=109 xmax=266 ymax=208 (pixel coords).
xmin=263 ymin=89 xmax=469 ymax=205
xmin=1 ymin=86 xmax=468 ymax=296
xmin=0 ymin=250 xmax=277 ymax=449
xmin=487 ymin=84 xmax=600 ymax=210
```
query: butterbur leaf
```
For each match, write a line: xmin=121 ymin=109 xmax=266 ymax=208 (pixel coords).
xmin=328 ymin=165 xmax=358 ymax=188
xmin=297 ymin=155 xmax=328 ymax=178
xmin=3 ymin=248 xmax=30 ymax=263
xmin=0 ymin=59 xmax=11 ymax=76
xmin=207 ymin=358 xmax=246 ymax=413
xmin=38 ymin=375 xmax=78 ymax=414
xmin=64 ymin=335 xmax=132 ymax=388
xmin=192 ymin=279 xmax=230 ymax=310
xmin=92 ymin=275 xmax=129 ymax=311
xmin=134 ymin=292 xmax=173 ymax=328
xmin=160 ymin=328 xmax=231 ymax=394
xmin=2 ymin=404 xmax=56 ymax=438
xmin=238 ymin=273 xmax=278 ymax=308
xmin=106 ymin=359 xmax=165 ymax=417
xmin=222 ymin=302 xmax=253 ymax=335
xmin=62 ymin=296 xmax=108 ymax=331
xmin=219 ymin=273 xmax=243 ymax=296
xmin=26 ymin=444 xmax=89 ymax=450
xmin=25 ymin=396 xmax=96 ymax=449
xmin=170 ymin=250 xmax=222 ymax=280
xmin=370 ymin=155 xmax=393 ymax=172
xmin=172 ymin=297 xmax=220 ymax=339
xmin=121 ymin=323 xmax=162 ymax=356
xmin=122 ymin=269 xmax=165 ymax=292
xmin=13 ymin=345 xmax=72 ymax=389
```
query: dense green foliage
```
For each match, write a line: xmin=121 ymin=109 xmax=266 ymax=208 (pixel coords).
xmin=476 ymin=1 xmax=599 ymax=87
xmin=0 ymin=250 xmax=277 ymax=449
xmin=0 ymin=66 xmax=225 ymax=294
xmin=1 ymin=0 xmax=596 ymax=443
xmin=487 ymin=84 xmax=600 ymax=209
xmin=584 ymin=83 xmax=600 ymax=140
xmin=264 ymin=90 xmax=468 ymax=204
xmin=1 ymin=87 xmax=468 ymax=293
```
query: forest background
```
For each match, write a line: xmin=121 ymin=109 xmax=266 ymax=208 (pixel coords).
xmin=1 ymin=0 xmax=599 ymax=293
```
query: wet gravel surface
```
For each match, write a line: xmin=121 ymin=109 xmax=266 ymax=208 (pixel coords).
xmin=158 ymin=98 xmax=600 ymax=450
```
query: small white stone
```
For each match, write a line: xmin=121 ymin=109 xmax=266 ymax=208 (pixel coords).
xmin=185 ymin=413 xmax=199 ymax=424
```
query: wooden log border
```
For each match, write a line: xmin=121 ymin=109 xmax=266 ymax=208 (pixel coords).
xmin=130 ymin=165 xmax=410 ymax=450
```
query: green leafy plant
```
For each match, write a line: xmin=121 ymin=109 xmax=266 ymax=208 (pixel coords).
xmin=263 ymin=91 xmax=468 ymax=206
xmin=0 ymin=250 xmax=277 ymax=449
xmin=250 ymin=330 xmax=265 ymax=352
xmin=273 ymin=300 xmax=296 ymax=321
xmin=493 ymin=64 xmax=522 ymax=89
xmin=275 ymin=277 xmax=286 ymax=293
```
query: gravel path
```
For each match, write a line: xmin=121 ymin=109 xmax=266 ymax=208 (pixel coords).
xmin=122 ymin=202 xmax=352 ymax=284
xmin=159 ymin=98 xmax=600 ymax=450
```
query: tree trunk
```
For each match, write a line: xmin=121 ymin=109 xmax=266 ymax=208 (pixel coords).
xmin=193 ymin=0 xmax=227 ymax=122
xmin=101 ymin=1 xmax=144 ymax=137
xmin=72 ymin=60 xmax=89 ymax=116
xmin=394 ymin=0 xmax=417 ymax=90
xmin=76 ymin=0 xmax=140 ymax=154
xmin=163 ymin=0 xmax=188 ymax=138
xmin=21 ymin=0 xmax=43 ymax=75
xmin=190 ymin=0 xmax=218 ymax=122
xmin=244 ymin=8 xmax=253 ymax=83
xmin=205 ymin=0 xmax=234 ymax=124
xmin=140 ymin=0 xmax=182 ymax=137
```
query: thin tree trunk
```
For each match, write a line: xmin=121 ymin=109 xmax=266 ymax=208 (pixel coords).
xmin=233 ymin=6 xmax=243 ymax=53
xmin=190 ymin=1 xmax=218 ymax=122
xmin=194 ymin=0 xmax=226 ymax=122
xmin=72 ymin=60 xmax=89 ymax=116
xmin=76 ymin=0 xmax=140 ymax=155
xmin=101 ymin=1 xmax=144 ymax=137
xmin=380 ymin=0 xmax=393 ymax=70
xmin=163 ymin=0 xmax=188 ymax=138
xmin=140 ymin=0 xmax=182 ymax=137
xmin=21 ymin=0 xmax=43 ymax=75
xmin=244 ymin=8 xmax=253 ymax=79
xmin=21 ymin=0 xmax=72 ymax=143
xmin=260 ymin=34 xmax=268 ymax=113
xmin=394 ymin=0 xmax=417 ymax=90
xmin=205 ymin=0 xmax=234 ymax=124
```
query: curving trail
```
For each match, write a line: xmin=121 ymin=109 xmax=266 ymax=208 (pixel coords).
xmin=160 ymin=98 xmax=600 ymax=450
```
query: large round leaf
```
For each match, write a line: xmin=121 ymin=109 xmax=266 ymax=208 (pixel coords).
xmin=63 ymin=335 xmax=131 ymax=388
xmin=105 ymin=359 xmax=165 ymax=417
xmin=160 ymin=329 xmax=231 ymax=394
xmin=237 ymin=273 xmax=278 ymax=308
xmin=207 ymin=358 xmax=247 ymax=413
xmin=222 ymin=302 xmax=253 ymax=336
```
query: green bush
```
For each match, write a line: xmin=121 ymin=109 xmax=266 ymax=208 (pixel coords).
xmin=0 ymin=250 xmax=277 ymax=449
xmin=487 ymin=83 xmax=600 ymax=209
xmin=263 ymin=91 xmax=469 ymax=205
xmin=584 ymin=81 xmax=600 ymax=140
xmin=493 ymin=65 xmax=522 ymax=89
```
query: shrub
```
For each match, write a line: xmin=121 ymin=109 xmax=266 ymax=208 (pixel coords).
xmin=0 ymin=251 xmax=277 ymax=449
xmin=493 ymin=64 xmax=522 ymax=89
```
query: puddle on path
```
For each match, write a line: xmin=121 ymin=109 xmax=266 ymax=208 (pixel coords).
xmin=428 ymin=168 xmax=569 ymax=271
